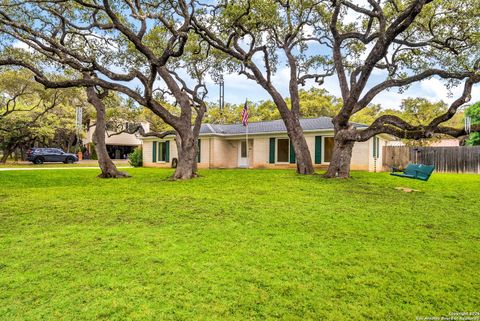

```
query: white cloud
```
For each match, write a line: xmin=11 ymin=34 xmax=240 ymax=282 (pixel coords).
xmin=321 ymin=75 xmax=342 ymax=97
xmin=420 ymin=78 xmax=460 ymax=102
xmin=417 ymin=78 xmax=480 ymax=106
xmin=12 ymin=40 xmax=34 ymax=53
xmin=189 ymin=62 xmax=480 ymax=111
xmin=342 ymin=0 xmax=371 ymax=24
xmin=368 ymin=78 xmax=480 ymax=109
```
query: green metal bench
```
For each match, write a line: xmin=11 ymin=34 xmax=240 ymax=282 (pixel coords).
xmin=390 ymin=163 xmax=435 ymax=181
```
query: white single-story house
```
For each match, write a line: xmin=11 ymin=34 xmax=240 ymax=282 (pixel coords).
xmin=140 ymin=117 xmax=390 ymax=171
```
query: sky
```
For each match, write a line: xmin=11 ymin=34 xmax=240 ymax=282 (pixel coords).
xmin=204 ymin=67 xmax=480 ymax=110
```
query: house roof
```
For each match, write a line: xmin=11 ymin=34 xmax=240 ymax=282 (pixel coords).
xmin=139 ymin=116 xmax=372 ymax=140
xmin=199 ymin=117 xmax=367 ymax=136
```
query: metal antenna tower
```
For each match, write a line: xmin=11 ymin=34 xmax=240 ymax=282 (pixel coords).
xmin=219 ymin=75 xmax=224 ymax=113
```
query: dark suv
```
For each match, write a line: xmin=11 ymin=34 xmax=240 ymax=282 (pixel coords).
xmin=27 ymin=148 xmax=79 ymax=164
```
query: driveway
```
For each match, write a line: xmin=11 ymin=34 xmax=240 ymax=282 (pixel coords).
xmin=0 ymin=160 xmax=132 ymax=171
xmin=0 ymin=166 xmax=132 ymax=171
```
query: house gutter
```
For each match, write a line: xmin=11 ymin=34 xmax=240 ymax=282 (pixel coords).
xmin=138 ymin=127 xmax=392 ymax=141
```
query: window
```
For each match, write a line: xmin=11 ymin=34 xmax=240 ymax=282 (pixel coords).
xmin=240 ymin=140 xmax=247 ymax=158
xmin=158 ymin=142 xmax=167 ymax=162
xmin=276 ymin=138 xmax=289 ymax=163
xmin=324 ymin=137 xmax=334 ymax=163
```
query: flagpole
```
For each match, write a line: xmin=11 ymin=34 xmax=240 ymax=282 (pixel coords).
xmin=246 ymin=122 xmax=249 ymax=168
xmin=242 ymin=98 xmax=249 ymax=168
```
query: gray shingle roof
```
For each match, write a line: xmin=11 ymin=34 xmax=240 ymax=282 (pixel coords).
xmin=199 ymin=117 xmax=366 ymax=136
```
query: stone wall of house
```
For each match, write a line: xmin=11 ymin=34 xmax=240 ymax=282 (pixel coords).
xmin=141 ymin=133 xmax=388 ymax=172
xmin=209 ymin=137 xmax=237 ymax=168
xmin=84 ymin=123 xmax=149 ymax=146
xmin=351 ymin=141 xmax=370 ymax=171
xmin=142 ymin=138 xmax=177 ymax=168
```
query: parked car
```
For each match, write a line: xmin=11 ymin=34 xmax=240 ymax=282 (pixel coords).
xmin=27 ymin=148 xmax=79 ymax=164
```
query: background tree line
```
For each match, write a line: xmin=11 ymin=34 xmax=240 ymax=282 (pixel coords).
xmin=0 ymin=69 xmax=143 ymax=164
xmin=2 ymin=71 xmax=472 ymax=166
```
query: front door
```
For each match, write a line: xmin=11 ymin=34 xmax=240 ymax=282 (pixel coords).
xmin=238 ymin=140 xmax=248 ymax=167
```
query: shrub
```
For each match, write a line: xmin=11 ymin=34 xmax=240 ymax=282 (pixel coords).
xmin=128 ymin=147 xmax=143 ymax=167
xmin=88 ymin=143 xmax=98 ymax=160
xmin=466 ymin=102 xmax=480 ymax=146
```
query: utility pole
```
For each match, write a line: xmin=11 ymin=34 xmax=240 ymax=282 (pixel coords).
xmin=219 ymin=75 xmax=224 ymax=123
xmin=73 ymin=98 xmax=84 ymax=155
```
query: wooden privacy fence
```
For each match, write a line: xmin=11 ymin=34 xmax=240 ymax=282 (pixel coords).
xmin=383 ymin=146 xmax=480 ymax=174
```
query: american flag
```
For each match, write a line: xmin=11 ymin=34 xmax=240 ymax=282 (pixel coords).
xmin=241 ymin=100 xmax=248 ymax=126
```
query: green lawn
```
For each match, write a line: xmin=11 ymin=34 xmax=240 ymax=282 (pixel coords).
xmin=0 ymin=169 xmax=479 ymax=320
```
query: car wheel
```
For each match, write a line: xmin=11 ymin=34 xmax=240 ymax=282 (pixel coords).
xmin=34 ymin=157 xmax=44 ymax=165
xmin=65 ymin=157 xmax=74 ymax=164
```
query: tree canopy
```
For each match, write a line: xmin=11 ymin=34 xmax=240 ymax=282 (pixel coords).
xmin=0 ymin=0 xmax=217 ymax=178
xmin=0 ymin=70 xmax=81 ymax=162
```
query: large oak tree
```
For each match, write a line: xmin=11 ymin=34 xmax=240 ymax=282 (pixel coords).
xmin=322 ymin=0 xmax=480 ymax=177
xmin=0 ymin=0 xmax=210 ymax=179
xmin=192 ymin=0 xmax=333 ymax=174
xmin=194 ymin=0 xmax=480 ymax=178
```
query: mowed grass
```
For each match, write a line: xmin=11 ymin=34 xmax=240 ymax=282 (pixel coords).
xmin=0 ymin=160 xmax=129 ymax=168
xmin=0 ymin=168 xmax=479 ymax=321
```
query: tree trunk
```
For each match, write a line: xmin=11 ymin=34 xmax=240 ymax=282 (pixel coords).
xmin=247 ymin=63 xmax=315 ymax=175
xmin=284 ymin=116 xmax=315 ymax=175
xmin=92 ymin=127 xmax=129 ymax=178
xmin=173 ymin=134 xmax=198 ymax=180
xmin=324 ymin=138 xmax=355 ymax=178
xmin=0 ymin=144 xmax=15 ymax=164
xmin=0 ymin=151 xmax=9 ymax=164
xmin=19 ymin=146 xmax=27 ymax=161
xmin=86 ymin=86 xmax=130 ymax=179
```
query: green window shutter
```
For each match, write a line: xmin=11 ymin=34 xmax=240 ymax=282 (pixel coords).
xmin=269 ymin=138 xmax=275 ymax=164
xmin=165 ymin=141 xmax=170 ymax=162
xmin=289 ymin=140 xmax=296 ymax=163
xmin=152 ymin=141 xmax=157 ymax=163
xmin=197 ymin=139 xmax=201 ymax=163
xmin=376 ymin=137 xmax=380 ymax=158
xmin=376 ymin=137 xmax=379 ymax=158
xmin=315 ymin=136 xmax=322 ymax=164
xmin=373 ymin=136 xmax=377 ymax=158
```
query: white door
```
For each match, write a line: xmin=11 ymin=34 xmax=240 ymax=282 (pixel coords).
xmin=238 ymin=140 xmax=248 ymax=167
